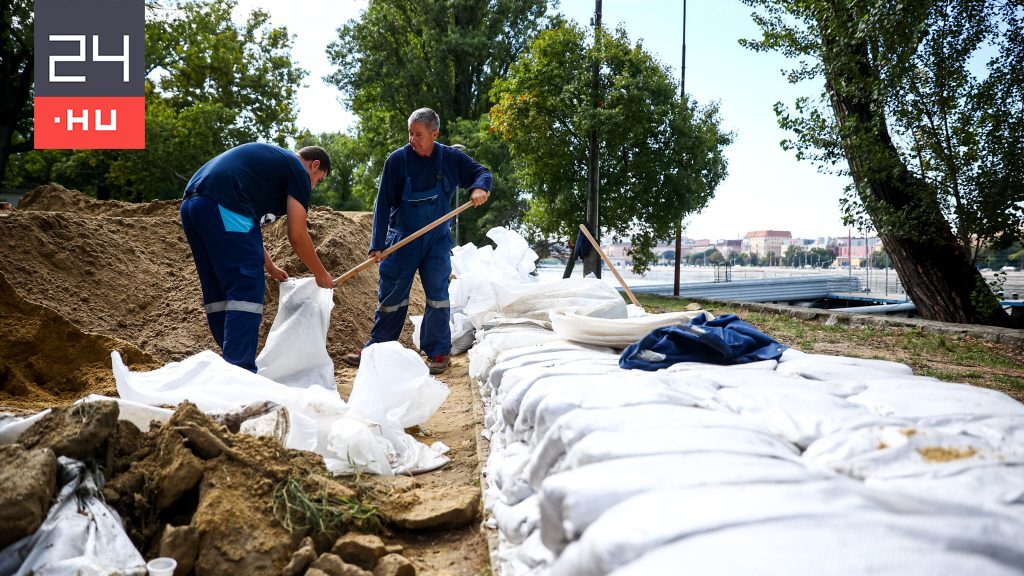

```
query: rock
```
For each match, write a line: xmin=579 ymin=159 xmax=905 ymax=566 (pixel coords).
xmin=310 ymin=553 xmax=373 ymax=576
xmin=281 ymin=537 xmax=317 ymax=576
xmin=305 ymin=569 xmax=331 ymax=576
xmin=0 ymin=445 xmax=57 ymax=549
xmin=384 ymin=544 xmax=403 ymax=555
xmin=330 ymin=533 xmax=386 ymax=570
xmin=684 ymin=303 xmax=702 ymax=311
xmin=374 ymin=554 xmax=415 ymax=576
xmin=19 ymin=400 xmax=119 ymax=460
xmin=380 ymin=485 xmax=480 ymax=530
xmin=159 ymin=524 xmax=199 ymax=576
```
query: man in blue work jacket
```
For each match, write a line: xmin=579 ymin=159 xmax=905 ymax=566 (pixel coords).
xmin=180 ymin=143 xmax=335 ymax=373
xmin=345 ymin=108 xmax=491 ymax=374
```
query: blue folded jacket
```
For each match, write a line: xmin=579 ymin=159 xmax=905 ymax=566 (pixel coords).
xmin=620 ymin=313 xmax=787 ymax=370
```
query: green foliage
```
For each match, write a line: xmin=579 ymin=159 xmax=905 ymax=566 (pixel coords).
xmin=298 ymin=132 xmax=370 ymax=211
xmin=491 ymin=23 xmax=732 ymax=273
xmin=446 ymin=116 xmax=528 ymax=247
xmin=5 ymin=0 xmax=305 ymax=200
xmin=324 ymin=0 xmax=550 ymax=243
xmin=0 ymin=0 xmax=34 ymax=184
xmin=741 ymin=0 xmax=1024 ymax=260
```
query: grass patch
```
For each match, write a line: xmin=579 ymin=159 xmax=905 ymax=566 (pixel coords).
xmin=272 ymin=474 xmax=382 ymax=538
xmin=631 ymin=294 xmax=1024 ymax=401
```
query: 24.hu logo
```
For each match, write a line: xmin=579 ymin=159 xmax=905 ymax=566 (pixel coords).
xmin=34 ymin=0 xmax=145 ymax=149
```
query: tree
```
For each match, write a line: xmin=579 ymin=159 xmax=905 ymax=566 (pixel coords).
xmin=741 ymin=0 xmax=1016 ymax=326
xmin=808 ymin=246 xmax=833 ymax=267
xmin=490 ymin=23 xmax=731 ymax=273
xmin=5 ymin=0 xmax=305 ymax=201
xmin=298 ymin=132 xmax=367 ymax=211
xmin=0 ymin=0 xmax=33 ymax=187
xmin=324 ymin=0 xmax=550 ymax=230
xmin=784 ymin=244 xmax=804 ymax=267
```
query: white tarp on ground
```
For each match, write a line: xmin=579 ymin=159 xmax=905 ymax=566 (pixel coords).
xmin=113 ymin=341 xmax=449 ymax=476
xmin=0 ymin=458 xmax=146 ymax=576
xmin=470 ymin=314 xmax=1024 ymax=576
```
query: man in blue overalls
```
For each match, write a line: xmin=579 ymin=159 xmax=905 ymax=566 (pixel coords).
xmin=180 ymin=143 xmax=335 ymax=372
xmin=345 ymin=108 xmax=491 ymax=374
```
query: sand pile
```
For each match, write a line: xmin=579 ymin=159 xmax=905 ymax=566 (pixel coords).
xmin=0 ymin=271 xmax=156 ymax=411
xmin=0 ymin=184 xmax=423 ymax=410
xmin=0 ymin=185 xmax=485 ymax=575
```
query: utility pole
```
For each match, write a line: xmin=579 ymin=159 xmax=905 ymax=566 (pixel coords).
xmin=673 ymin=0 xmax=687 ymax=296
xmin=582 ymin=0 xmax=603 ymax=278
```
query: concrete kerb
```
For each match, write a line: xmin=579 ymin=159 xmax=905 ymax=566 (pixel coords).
xmin=692 ymin=298 xmax=1024 ymax=347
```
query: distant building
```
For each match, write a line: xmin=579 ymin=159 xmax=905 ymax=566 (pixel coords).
xmin=743 ymin=230 xmax=793 ymax=258
xmin=834 ymin=237 xmax=883 ymax=267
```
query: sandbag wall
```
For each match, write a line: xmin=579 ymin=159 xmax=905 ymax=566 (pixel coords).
xmin=470 ymin=318 xmax=1024 ymax=575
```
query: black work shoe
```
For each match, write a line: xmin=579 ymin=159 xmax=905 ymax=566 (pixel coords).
xmin=342 ymin=350 xmax=362 ymax=367
xmin=427 ymin=354 xmax=449 ymax=375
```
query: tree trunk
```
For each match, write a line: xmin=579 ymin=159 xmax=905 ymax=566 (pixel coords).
xmin=818 ymin=12 xmax=1012 ymax=327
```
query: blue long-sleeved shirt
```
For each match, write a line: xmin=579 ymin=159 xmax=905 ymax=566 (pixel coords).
xmin=369 ymin=143 xmax=492 ymax=252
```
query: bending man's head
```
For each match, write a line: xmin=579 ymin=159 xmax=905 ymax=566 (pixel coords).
xmin=298 ymin=145 xmax=331 ymax=189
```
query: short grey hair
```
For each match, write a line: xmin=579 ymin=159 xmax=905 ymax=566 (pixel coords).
xmin=408 ymin=108 xmax=441 ymax=132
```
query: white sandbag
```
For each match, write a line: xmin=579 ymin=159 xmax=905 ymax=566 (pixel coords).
xmin=775 ymin=353 xmax=914 ymax=376
xmin=498 ymin=359 xmax=627 ymax=428
xmin=516 ymin=375 xmax=718 ymax=444
xmin=0 ymin=458 xmax=146 ymax=576
xmin=662 ymin=359 xmax=778 ymax=372
xmin=409 ymin=311 xmax=476 ymax=356
xmin=468 ymin=328 xmax=564 ymax=382
xmin=494 ymin=278 xmax=628 ymax=322
xmin=866 ymin=465 xmax=1024 ymax=515
xmin=556 ymin=427 xmax=801 ymax=478
xmin=549 ymin=309 xmax=709 ymax=348
xmin=112 ymin=348 xmax=447 ymax=475
xmin=493 ymin=494 xmax=540 ymax=545
xmin=802 ymin=424 xmax=1024 ymax=480
xmin=256 ymin=277 xmax=335 ymax=389
xmin=551 ymin=479 xmax=964 ymax=576
xmin=520 ymin=405 xmax=776 ymax=503
xmin=452 ymin=227 xmax=540 ymax=329
xmin=715 ymin=385 xmax=908 ymax=448
xmin=348 ymin=341 xmax=449 ymax=430
xmin=698 ymin=368 xmax=868 ymax=398
xmin=538 ymin=452 xmax=829 ymax=553
xmin=847 ymin=378 xmax=1024 ymax=419
xmin=488 ymin=347 xmax=618 ymax=393
xmin=609 ymin=513 xmax=1024 ymax=576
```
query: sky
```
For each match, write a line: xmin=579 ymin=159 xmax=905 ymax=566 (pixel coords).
xmin=231 ymin=0 xmax=852 ymax=242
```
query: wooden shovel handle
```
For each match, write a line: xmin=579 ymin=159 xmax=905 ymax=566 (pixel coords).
xmin=578 ymin=224 xmax=641 ymax=307
xmin=333 ymin=201 xmax=475 ymax=286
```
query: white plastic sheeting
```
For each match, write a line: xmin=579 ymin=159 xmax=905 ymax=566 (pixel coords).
xmin=471 ymin=313 xmax=1024 ymax=576
xmin=256 ymin=278 xmax=335 ymax=388
xmin=113 ymin=341 xmax=449 ymax=476
xmin=0 ymin=458 xmax=146 ymax=576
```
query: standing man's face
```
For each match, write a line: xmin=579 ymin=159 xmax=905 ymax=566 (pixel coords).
xmin=409 ymin=122 xmax=438 ymax=157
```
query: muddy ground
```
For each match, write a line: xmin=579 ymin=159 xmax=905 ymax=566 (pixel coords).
xmin=0 ymin=185 xmax=488 ymax=575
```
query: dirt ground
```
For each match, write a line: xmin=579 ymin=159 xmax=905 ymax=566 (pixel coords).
xmin=0 ymin=185 xmax=488 ymax=575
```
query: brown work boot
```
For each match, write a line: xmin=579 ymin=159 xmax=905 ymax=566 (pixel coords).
xmin=427 ymin=354 xmax=449 ymax=375
xmin=342 ymin=350 xmax=362 ymax=367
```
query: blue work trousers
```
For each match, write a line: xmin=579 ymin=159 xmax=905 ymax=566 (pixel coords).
xmin=366 ymin=230 xmax=452 ymax=358
xmin=180 ymin=194 xmax=265 ymax=371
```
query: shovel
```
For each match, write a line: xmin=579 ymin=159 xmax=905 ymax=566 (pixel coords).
xmin=333 ymin=201 xmax=475 ymax=286
xmin=578 ymin=223 xmax=641 ymax=307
